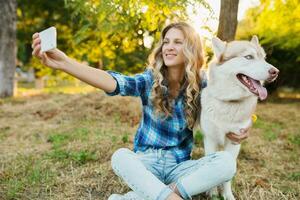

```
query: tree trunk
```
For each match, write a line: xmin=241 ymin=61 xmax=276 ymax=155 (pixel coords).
xmin=217 ymin=0 xmax=239 ymax=42
xmin=0 ymin=0 xmax=17 ymax=98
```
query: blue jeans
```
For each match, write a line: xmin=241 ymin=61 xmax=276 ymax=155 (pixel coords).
xmin=111 ymin=148 xmax=236 ymax=200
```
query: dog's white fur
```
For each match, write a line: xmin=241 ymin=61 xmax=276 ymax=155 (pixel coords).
xmin=200 ymin=36 xmax=279 ymax=200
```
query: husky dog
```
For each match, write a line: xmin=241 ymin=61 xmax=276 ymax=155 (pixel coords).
xmin=200 ymin=36 xmax=279 ymax=200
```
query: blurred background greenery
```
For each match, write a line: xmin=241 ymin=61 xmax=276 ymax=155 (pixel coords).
xmin=2 ymin=0 xmax=300 ymax=96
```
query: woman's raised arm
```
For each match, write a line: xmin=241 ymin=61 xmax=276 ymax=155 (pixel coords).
xmin=31 ymin=32 xmax=117 ymax=93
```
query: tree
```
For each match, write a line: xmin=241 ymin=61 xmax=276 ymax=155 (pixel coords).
xmin=18 ymin=0 xmax=210 ymax=81
xmin=17 ymin=0 xmax=79 ymax=80
xmin=63 ymin=0 xmax=209 ymax=74
xmin=217 ymin=0 xmax=239 ymax=41
xmin=0 ymin=0 xmax=17 ymax=98
xmin=238 ymin=0 xmax=300 ymax=50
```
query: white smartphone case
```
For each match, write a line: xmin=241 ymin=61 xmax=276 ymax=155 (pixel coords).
xmin=39 ymin=27 xmax=57 ymax=52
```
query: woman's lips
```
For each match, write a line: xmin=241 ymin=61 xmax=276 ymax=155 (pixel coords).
xmin=165 ymin=54 xmax=177 ymax=59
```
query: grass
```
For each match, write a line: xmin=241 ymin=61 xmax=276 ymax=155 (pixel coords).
xmin=0 ymin=87 xmax=299 ymax=199
xmin=2 ymin=155 xmax=57 ymax=199
xmin=252 ymin=118 xmax=285 ymax=141
xmin=194 ymin=130 xmax=204 ymax=145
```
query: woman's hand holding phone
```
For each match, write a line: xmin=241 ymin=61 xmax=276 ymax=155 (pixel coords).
xmin=31 ymin=28 xmax=68 ymax=70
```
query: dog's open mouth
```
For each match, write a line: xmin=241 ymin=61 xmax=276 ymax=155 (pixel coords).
xmin=237 ymin=74 xmax=267 ymax=100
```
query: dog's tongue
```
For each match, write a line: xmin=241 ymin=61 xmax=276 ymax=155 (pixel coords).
xmin=250 ymin=79 xmax=268 ymax=100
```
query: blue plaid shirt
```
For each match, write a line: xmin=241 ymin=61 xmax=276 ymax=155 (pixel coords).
xmin=106 ymin=69 xmax=206 ymax=163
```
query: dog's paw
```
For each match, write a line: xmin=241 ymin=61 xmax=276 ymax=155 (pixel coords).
xmin=222 ymin=192 xmax=236 ymax=200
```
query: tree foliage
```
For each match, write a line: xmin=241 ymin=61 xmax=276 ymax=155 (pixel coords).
xmin=17 ymin=0 xmax=78 ymax=78
xmin=238 ymin=0 xmax=299 ymax=50
xmin=63 ymin=0 xmax=209 ymax=73
xmin=17 ymin=0 xmax=209 ymax=79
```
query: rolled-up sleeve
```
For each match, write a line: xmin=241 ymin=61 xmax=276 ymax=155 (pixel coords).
xmin=105 ymin=70 xmax=152 ymax=97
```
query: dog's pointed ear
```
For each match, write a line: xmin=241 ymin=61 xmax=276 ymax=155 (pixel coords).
xmin=212 ymin=37 xmax=226 ymax=59
xmin=251 ymin=35 xmax=259 ymax=45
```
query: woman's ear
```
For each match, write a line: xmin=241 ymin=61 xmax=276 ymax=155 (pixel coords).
xmin=211 ymin=37 xmax=226 ymax=60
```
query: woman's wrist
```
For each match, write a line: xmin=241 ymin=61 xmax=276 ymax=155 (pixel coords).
xmin=58 ymin=55 xmax=72 ymax=71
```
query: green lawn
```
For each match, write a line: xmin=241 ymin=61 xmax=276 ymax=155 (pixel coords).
xmin=0 ymin=89 xmax=299 ymax=199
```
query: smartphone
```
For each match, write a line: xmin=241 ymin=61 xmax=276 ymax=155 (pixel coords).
xmin=39 ymin=27 xmax=57 ymax=52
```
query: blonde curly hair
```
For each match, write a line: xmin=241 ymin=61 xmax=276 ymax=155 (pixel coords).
xmin=147 ymin=22 xmax=205 ymax=129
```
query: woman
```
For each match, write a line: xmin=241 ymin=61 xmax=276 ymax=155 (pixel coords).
xmin=32 ymin=22 xmax=249 ymax=200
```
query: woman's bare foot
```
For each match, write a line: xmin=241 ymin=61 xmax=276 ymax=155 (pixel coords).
xmin=169 ymin=182 xmax=182 ymax=197
xmin=166 ymin=192 xmax=183 ymax=200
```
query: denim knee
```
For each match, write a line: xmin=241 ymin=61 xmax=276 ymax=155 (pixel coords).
xmin=216 ymin=151 xmax=237 ymax=180
xmin=111 ymin=148 xmax=132 ymax=174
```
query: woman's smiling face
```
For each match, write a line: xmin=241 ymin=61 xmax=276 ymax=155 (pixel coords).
xmin=162 ymin=28 xmax=185 ymax=68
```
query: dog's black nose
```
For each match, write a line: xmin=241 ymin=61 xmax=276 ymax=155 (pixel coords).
xmin=269 ymin=68 xmax=279 ymax=76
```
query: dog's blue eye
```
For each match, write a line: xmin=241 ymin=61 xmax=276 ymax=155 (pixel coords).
xmin=245 ymin=55 xmax=254 ymax=59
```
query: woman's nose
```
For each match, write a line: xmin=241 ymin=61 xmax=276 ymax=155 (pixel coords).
xmin=164 ymin=42 xmax=175 ymax=50
xmin=166 ymin=46 xmax=175 ymax=52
